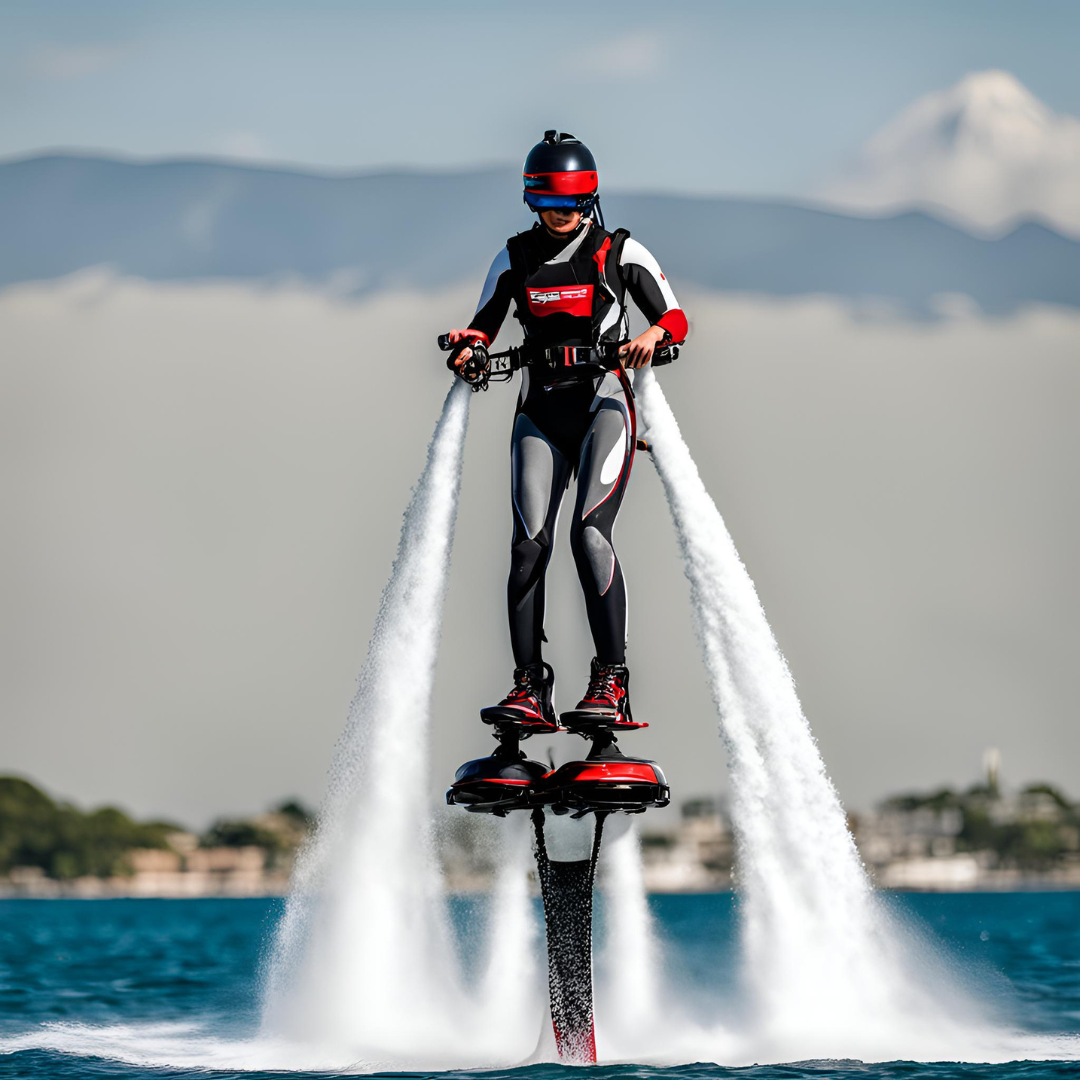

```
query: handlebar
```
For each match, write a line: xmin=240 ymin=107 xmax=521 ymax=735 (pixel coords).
xmin=438 ymin=334 xmax=678 ymax=392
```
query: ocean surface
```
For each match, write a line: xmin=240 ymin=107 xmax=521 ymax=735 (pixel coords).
xmin=1 ymin=892 xmax=1078 ymax=1079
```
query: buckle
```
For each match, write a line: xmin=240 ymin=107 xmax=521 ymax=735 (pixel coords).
xmin=520 ymin=345 xmax=618 ymax=372
xmin=541 ymin=346 xmax=598 ymax=368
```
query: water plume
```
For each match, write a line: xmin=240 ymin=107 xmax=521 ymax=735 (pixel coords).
xmin=636 ymin=368 xmax=992 ymax=1063
xmin=595 ymin=821 xmax=665 ymax=1058
xmin=260 ymin=379 xmax=479 ymax=1066
xmin=477 ymin=813 xmax=545 ymax=1055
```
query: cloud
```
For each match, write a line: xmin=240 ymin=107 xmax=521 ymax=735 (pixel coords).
xmin=26 ymin=43 xmax=124 ymax=81
xmin=817 ymin=70 xmax=1080 ymax=238
xmin=566 ymin=30 xmax=667 ymax=78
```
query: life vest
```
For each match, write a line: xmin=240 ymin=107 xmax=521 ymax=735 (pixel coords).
xmin=506 ymin=223 xmax=631 ymax=351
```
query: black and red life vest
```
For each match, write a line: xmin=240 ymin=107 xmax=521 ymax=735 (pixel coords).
xmin=506 ymin=223 xmax=631 ymax=351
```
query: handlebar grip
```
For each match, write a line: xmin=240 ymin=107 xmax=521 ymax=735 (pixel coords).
xmin=437 ymin=333 xmax=452 ymax=352
xmin=652 ymin=344 xmax=679 ymax=367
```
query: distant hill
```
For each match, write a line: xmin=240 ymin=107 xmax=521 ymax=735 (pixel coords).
xmin=2 ymin=153 xmax=1078 ymax=314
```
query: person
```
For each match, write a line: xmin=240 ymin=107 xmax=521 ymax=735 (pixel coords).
xmin=444 ymin=131 xmax=688 ymax=737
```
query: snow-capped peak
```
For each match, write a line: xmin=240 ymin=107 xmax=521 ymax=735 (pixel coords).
xmin=818 ymin=70 xmax=1080 ymax=237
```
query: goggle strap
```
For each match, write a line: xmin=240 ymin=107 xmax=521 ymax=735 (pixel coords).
xmin=523 ymin=192 xmax=599 ymax=212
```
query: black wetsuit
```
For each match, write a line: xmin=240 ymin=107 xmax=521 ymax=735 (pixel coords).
xmin=467 ymin=220 xmax=687 ymax=667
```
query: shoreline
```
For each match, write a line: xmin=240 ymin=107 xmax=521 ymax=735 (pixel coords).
xmin=3 ymin=879 xmax=1080 ymax=900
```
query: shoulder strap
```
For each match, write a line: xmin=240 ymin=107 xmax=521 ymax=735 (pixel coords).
xmin=589 ymin=226 xmax=632 ymax=343
xmin=609 ymin=227 xmax=631 ymax=268
xmin=505 ymin=229 xmax=536 ymax=328
xmin=505 ymin=227 xmax=538 ymax=279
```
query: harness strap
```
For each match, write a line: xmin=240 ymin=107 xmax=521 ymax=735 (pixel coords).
xmin=507 ymin=224 xmax=633 ymax=352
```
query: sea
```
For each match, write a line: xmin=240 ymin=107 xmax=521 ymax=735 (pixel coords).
xmin=1 ymin=891 xmax=1078 ymax=1079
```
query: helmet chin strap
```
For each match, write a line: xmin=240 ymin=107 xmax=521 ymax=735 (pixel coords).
xmin=534 ymin=200 xmax=604 ymax=237
xmin=537 ymin=215 xmax=590 ymax=241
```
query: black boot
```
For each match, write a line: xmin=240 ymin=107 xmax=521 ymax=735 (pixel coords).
xmin=560 ymin=658 xmax=646 ymax=732
xmin=480 ymin=661 xmax=559 ymax=734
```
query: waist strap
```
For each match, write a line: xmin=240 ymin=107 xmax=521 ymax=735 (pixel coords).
xmin=525 ymin=344 xmax=617 ymax=370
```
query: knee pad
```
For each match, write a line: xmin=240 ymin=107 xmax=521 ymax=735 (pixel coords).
xmin=571 ymin=524 xmax=617 ymax=596
xmin=511 ymin=536 xmax=550 ymax=583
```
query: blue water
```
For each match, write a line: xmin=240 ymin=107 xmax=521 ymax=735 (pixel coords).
xmin=1 ymin=893 xmax=1078 ymax=1078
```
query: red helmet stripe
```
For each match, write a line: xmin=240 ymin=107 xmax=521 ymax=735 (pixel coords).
xmin=523 ymin=170 xmax=598 ymax=196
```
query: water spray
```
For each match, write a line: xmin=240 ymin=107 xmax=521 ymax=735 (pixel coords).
xmin=636 ymin=368 xmax=991 ymax=1061
xmin=261 ymin=380 xmax=476 ymax=1065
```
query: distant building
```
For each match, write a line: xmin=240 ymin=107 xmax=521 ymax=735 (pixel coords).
xmin=853 ymin=780 xmax=1080 ymax=891
xmin=638 ymin=798 xmax=733 ymax=892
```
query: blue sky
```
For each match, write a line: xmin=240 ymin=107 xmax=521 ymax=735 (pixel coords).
xmin=2 ymin=0 xmax=1079 ymax=195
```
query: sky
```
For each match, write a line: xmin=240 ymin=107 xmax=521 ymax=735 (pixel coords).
xmin=3 ymin=1 xmax=1080 ymax=826
xmin=3 ymin=0 xmax=1080 ymax=197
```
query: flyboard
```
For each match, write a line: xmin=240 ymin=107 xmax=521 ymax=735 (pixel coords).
xmin=441 ymin=335 xmax=675 ymax=1064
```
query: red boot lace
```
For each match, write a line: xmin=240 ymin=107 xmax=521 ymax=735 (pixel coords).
xmin=506 ymin=669 xmax=541 ymax=706
xmin=584 ymin=667 xmax=622 ymax=707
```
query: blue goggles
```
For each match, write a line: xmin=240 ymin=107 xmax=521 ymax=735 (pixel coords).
xmin=523 ymin=191 xmax=598 ymax=211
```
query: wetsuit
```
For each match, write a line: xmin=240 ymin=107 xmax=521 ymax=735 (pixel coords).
xmin=466 ymin=219 xmax=687 ymax=668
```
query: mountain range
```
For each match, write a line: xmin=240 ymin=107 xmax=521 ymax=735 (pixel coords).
xmin=2 ymin=150 xmax=1078 ymax=315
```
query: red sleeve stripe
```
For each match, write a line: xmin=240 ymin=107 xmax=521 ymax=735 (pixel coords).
xmin=656 ymin=309 xmax=688 ymax=345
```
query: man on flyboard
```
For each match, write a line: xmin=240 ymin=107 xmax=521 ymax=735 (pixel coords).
xmin=445 ymin=131 xmax=688 ymax=741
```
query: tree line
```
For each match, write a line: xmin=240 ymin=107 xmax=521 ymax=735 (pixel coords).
xmin=0 ymin=776 xmax=312 ymax=880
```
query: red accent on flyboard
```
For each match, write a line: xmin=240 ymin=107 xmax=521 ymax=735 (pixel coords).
xmin=524 ymin=170 xmax=599 ymax=196
xmin=563 ymin=761 xmax=660 ymax=783
xmin=552 ymin=1021 xmax=597 ymax=1064
xmin=526 ymin=284 xmax=594 ymax=319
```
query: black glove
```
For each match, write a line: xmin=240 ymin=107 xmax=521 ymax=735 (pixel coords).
xmin=652 ymin=332 xmax=679 ymax=367
xmin=447 ymin=340 xmax=489 ymax=385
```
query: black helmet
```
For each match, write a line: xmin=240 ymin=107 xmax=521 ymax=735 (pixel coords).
xmin=522 ymin=131 xmax=599 ymax=212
